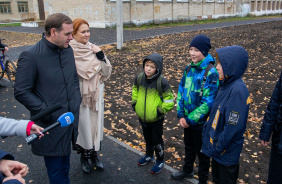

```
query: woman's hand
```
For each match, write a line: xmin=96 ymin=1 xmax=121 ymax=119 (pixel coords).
xmin=91 ymin=44 xmax=101 ymax=53
xmin=30 ymin=124 xmax=46 ymax=139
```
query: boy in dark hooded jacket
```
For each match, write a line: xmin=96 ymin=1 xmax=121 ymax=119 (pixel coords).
xmin=132 ymin=53 xmax=174 ymax=174
xmin=201 ymin=46 xmax=251 ymax=184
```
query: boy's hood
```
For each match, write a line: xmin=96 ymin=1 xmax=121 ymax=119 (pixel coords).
xmin=143 ymin=53 xmax=163 ymax=79
xmin=216 ymin=46 xmax=248 ymax=84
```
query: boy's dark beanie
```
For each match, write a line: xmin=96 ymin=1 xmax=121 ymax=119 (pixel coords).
xmin=189 ymin=34 xmax=211 ymax=57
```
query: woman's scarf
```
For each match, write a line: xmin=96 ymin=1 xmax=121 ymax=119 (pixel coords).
xmin=70 ymin=39 xmax=104 ymax=110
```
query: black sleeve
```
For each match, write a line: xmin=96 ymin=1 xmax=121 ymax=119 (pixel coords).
xmin=96 ymin=51 xmax=106 ymax=63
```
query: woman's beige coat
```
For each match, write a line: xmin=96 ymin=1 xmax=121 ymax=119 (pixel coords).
xmin=77 ymin=60 xmax=111 ymax=150
xmin=70 ymin=40 xmax=112 ymax=151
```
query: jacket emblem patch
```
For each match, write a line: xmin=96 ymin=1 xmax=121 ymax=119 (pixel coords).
xmin=228 ymin=111 xmax=240 ymax=125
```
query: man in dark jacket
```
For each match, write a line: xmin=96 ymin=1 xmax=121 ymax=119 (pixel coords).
xmin=259 ymin=72 xmax=282 ymax=184
xmin=201 ymin=46 xmax=251 ymax=184
xmin=14 ymin=13 xmax=81 ymax=184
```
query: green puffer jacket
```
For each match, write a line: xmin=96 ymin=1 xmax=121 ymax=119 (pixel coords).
xmin=132 ymin=53 xmax=174 ymax=123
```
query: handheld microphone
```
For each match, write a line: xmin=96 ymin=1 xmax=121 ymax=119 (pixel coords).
xmin=1 ymin=104 xmax=62 ymax=139
xmin=30 ymin=104 xmax=62 ymax=122
xmin=25 ymin=112 xmax=74 ymax=145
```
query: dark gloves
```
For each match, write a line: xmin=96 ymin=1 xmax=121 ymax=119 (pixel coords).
xmin=96 ymin=51 xmax=106 ymax=63
xmin=132 ymin=104 xmax=136 ymax=112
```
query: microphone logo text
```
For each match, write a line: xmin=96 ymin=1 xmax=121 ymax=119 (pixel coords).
xmin=65 ymin=116 xmax=71 ymax=124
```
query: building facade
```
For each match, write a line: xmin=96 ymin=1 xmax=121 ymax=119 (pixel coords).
xmin=0 ymin=0 xmax=281 ymax=27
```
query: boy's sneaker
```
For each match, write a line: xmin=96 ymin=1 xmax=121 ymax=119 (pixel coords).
xmin=150 ymin=160 xmax=165 ymax=174
xmin=138 ymin=155 xmax=155 ymax=166
xmin=171 ymin=171 xmax=194 ymax=180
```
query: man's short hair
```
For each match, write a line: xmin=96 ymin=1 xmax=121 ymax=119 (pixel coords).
xmin=45 ymin=13 xmax=72 ymax=36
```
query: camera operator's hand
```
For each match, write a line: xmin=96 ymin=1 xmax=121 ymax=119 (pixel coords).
xmin=3 ymin=174 xmax=25 ymax=184
xmin=0 ymin=159 xmax=28 ymax=177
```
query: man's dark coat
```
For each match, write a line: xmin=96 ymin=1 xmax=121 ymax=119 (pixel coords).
xmin=14 ymin=36 xmax=81 ymax=156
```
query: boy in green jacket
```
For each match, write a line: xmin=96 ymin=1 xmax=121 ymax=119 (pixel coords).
xmin=132 ymin=53 xmax=174 ymax=174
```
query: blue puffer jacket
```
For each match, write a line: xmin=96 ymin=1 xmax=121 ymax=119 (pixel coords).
xmin=201 ymin=46 xmax=251 ymax=165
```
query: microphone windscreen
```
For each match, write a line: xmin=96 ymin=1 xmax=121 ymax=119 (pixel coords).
xmin=30 ymin=104 xmax=62 ymax=122
xmin=57 ymin=112 xmax=74 ymax=127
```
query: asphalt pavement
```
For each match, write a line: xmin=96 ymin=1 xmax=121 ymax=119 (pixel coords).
xmin=0 ymin=17 xmax=281 ymax=184
xmin=0 ymin=80 xmax=194 ymax=184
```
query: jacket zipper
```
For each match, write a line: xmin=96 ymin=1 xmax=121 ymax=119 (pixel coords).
xmin=186 ymin=68 xmax=194 ymax=115
xmin=144 ymin=79 xmax=148 ymax=122
xmin=59 ymin=50 xmax=70 ymax=111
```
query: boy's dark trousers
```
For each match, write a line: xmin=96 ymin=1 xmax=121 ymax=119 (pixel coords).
xmin=183 ymin=127 xmax=210 ymax=183
xmin=212 ymin=159 xmax=239 ymax=184
xmin=141 ymin=122 xmax=164 ymax=161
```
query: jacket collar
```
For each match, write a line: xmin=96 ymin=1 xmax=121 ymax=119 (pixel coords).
xmin=41 ymin=33 xmax=69 ymax=54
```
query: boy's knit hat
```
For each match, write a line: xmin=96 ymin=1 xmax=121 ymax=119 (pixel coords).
xmin=189 ymin=35 xmax=211 ymax=57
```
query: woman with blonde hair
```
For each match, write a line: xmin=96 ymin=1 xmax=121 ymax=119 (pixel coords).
xmin=70 ymin=18 xmax=112 ymax=174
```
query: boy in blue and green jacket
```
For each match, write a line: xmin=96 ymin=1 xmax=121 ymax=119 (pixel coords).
xmin=171 ymin=35 xmax=219 ymax=184
xmin=132 ymin=53 xmax=174 ymax=174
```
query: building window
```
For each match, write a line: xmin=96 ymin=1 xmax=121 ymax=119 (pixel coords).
xmin=0 ymin=2 xmax=11 ymax=13
xmin=262 ymin=1 xmax=266 ymax=10
xmin=251 ymin=1 xmax=255 ymax=12
xmin=272 ymin=1 xmax=275 ymax=10
xmin=18 ymin=1 xmax=29 ymax=13
xmin=217 ymin=0 xmax=224 ymax=2
xmin=257 ymin=1 xmax=261 ymax=11
xmin=109 ymin=0 xmax=130 ymax=1
xmin=267 ymin=1 xmax=271 ymax=10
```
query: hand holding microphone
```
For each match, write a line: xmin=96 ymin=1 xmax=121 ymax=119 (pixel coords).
xmin=1 ymin=104 xmax=62 ymax=139
xmin=26 ymin=112 xmax=74 ymax=145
